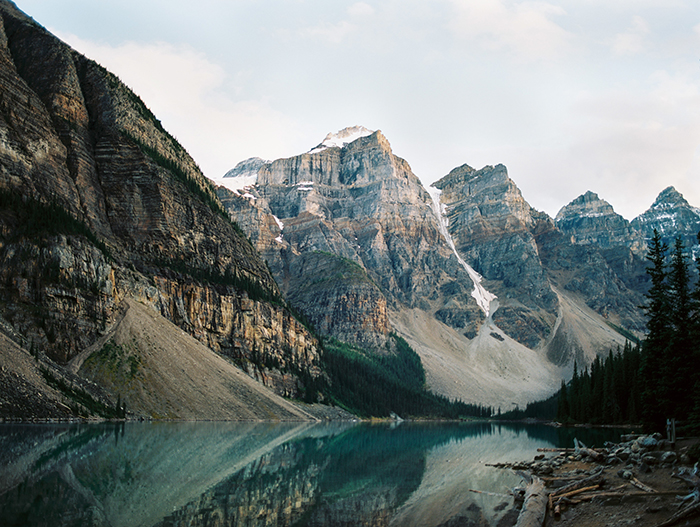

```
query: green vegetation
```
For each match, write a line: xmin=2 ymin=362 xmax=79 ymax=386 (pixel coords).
xmin=321 ymin=334 xmax=492 ymax=419
xmin=556 ymin=342 xmax=641 ymax=425
xmin=638 ymin=231 xmax=700 ymax=433
xmin=0 ymin=188 xmax=111 ymax=259
xmin=526 ymin=229 xmax=700 ymax=434
xmin=83 ymin=340 xmax=141 ymax=382
xmin=496 ymin=391 xmax=559 ymax=421
xmin=40 ymin=367 xmax=119 ymax=419
xmin=154 ymin=256 xmax=283 ymax=305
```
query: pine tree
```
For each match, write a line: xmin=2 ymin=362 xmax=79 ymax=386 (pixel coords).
xmin=688 ymin=231 xmax=700 ymax=431
xmin=666 ymin=236 xmax=695 ymax=421
xmin=640 ymin=229 xmax=670 ymax=432
xmin=557 ymin=380 xmax=570 ymax=422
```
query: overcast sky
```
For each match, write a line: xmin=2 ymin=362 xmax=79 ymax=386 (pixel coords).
xmin=15 ymin=0 xmax=700 ymax=220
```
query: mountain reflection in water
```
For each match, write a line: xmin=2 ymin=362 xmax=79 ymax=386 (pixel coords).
xmin=0 ymin=421 xmax=628 ymax=527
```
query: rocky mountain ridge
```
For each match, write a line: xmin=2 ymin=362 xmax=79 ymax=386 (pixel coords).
xmin=218 ymin=128 xmax=683 ymax=407
xmin=0 ymin=0 xmax=324 ymax=419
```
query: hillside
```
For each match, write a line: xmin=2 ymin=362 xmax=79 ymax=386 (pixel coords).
xmin=0 ymin=0 xmax=323 ymax=419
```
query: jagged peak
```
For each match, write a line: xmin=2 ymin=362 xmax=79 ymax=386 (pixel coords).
xmin=555 ymin=191 xmax=617 ymax=222
xmin=651 ymin=186 xmax=688 ymax=209
xmin=215 ymin=157 xmax=268 ymax=192
xmin=307 ymin=126 xmax=375 ymax=154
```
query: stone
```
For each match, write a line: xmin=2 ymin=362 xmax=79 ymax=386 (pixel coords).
xmin=660 ymin=451 xmax=677 ymax=464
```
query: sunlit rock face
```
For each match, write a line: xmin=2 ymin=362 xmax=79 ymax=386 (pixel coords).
xmin=220 ymin=130 xmax=484 ymax=349
xmin=433 ymin=163 xmax=558 ymax=349
xmin=0 ymin=0 xmax=321 ymax=402
xmin=555 ymin=191 xmax=645 ymax=254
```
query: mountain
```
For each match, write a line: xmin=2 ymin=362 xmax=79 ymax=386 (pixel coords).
xmin=631 ymin=186 xmax=700 ymax=258
xmin=0 ymin=0 xmax=325 ymax=419
xmin=218 ymin=128 xmax=484 ymax=350
xmin=555 ymin=191 xmax=646 ymax=254
xmin=219 ymin=130 xmax=640 ymax=408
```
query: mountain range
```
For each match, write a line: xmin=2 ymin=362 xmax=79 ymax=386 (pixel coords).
xmin=1 ymin=0 xmax=699 ymax=418
xmin=218 ymin=127 xmax=700 ymax=408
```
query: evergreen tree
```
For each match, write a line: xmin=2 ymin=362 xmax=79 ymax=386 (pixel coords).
xmin=688 ymin=231 xmax=700 ymax=431
xmin=557 ymin=380 xmax=569 ymax=422
xmin=640 ymin=229 xmax=670 ymax=431
xmin=665 ymin=236 xmax=695 ymax=421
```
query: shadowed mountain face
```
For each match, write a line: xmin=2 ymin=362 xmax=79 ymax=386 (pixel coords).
xmin=0 ymin=0 xmax=322 ymax=417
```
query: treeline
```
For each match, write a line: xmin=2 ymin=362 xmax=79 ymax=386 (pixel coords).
xmin=497 ymin=391 xmax=559 ymax=421
xmin=639 ymin=231 xmax=700 ymax=432
xmin=557 ymin=342 xmax=641 ymax=424
xmin=322 ymin=335 xmax=493 ymax=419
xmin=553 ymin=230 xmax=700 ymax=433
xmin=0 ymin=188 xmax=111 ymax=259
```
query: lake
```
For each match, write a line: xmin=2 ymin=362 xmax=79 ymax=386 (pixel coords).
xmin=0 ymin=421 xmax=630 ymax=527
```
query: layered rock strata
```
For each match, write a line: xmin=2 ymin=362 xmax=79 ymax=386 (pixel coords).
xmin=0 ymin=0 xmax=321 ymax=405
xmin=219 ymin=130 xmax=484 ymax=349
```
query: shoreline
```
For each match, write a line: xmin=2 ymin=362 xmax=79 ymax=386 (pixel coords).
xmin=490 ymin=433 xmax=700 ymax=526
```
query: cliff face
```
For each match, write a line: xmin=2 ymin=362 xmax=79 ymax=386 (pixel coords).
xmin=221 ymin=129 xmax=645 ymax=407
xmin=631 ymin=186 xmax=700 ymax=260
xmin=220 ymin=129 xmax=484 ymax=350
xmin=555 ymin=191 xmax=646 ymax=254
xmin=433 ymin=164 xmax=558 ymax=348
xmin=433 ymin=167 xmax=650 ymax=353
xmin=0 ymin=0 xmax=321 ymax=411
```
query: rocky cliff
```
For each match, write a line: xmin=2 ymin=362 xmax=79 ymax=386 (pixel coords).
xmin=0 ymin=0 xmax=322 ymax=417
xmin=433 ymin=163 xmax=559 ymax=349
xmin=631 ymin=186 xmax=700 ymax=260
xmin=555 ymin=191 xmax=646 ymax=254
xmin=220 ymin=132 xmax=634 ymax=408
xmin=219 ymin=128 xmax=484 ymax=350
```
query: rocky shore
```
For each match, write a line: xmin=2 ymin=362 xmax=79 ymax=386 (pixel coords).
xmin=490 ymin=433 xmax=700 ymax=527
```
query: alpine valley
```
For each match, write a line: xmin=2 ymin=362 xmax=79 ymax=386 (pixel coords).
xmin=2 ymin=0 xmax=700 ymax=420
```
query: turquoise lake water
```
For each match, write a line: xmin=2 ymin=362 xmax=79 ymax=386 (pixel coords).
xmin=0 ymin=421 xmax=630 ymax=526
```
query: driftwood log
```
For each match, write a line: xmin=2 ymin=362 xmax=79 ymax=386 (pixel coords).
xmin=514 ymin=473 xmax=548 ymax=527
xmin=574 ymin=438 xmax=605 ymax=462
xmin=655 ymin=464 xmax=700 ymax=527
xmin=550 ymin=468 xmax=604 ymax=498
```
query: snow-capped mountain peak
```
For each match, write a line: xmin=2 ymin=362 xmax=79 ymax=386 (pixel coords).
xmin=214 ymin=157 xmax=269 ymax=192
xmin=308 ymin=126 xmax=374 ymax=154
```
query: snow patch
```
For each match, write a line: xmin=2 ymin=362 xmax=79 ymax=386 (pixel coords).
xmin=272 ymin=215 xmax=284 ymax=231
xmin=308 ymin=126 xmax=374 ymax=154
xmin=213 ymin=175 xmax=258 ymax=192
xmin=428 ymin=186 xmax=497 ymax=318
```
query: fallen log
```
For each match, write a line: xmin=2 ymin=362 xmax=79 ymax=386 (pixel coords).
xmin=655 ymin=464 xmax=700 ymax=527
xmin=515 ymin=474 xmax=548 ymax=527
xmin=550 ymin=468 xmax=604 ymax=498
xmin=554 ymin=483 xmax=602 ymax=500
xmin=655 ymin=500 xmax=700 ymax=527
xmin=630 ymin=477 xmax=657 ymax=493
xmin=574 ymin=438 xmax=605 ymax=462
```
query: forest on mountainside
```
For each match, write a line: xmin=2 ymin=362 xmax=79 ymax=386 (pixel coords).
xmin=502 ymin=230 xmax=700 ymax=434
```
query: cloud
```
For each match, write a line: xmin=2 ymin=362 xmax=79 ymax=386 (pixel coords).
xmin=447 ymin=0 xmax=572 ymax=61
xmin=52 ymin=30 xmax=303 ymax=179
xmin=348 ymin=2 xmax=375 ymax=17
xmin=516 ymin=66 xmax=700 ymax=219
xmin=300 ymin=20 xmax=358 ymax=44
xmin=611 ymin=15 xmax=650 ymax=55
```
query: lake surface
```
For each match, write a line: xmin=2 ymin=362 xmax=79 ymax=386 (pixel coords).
xmin=0 ymin=421 xmax=630 ymax=527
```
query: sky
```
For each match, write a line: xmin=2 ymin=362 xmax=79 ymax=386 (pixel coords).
xmin=14 ymin=0 xmax=700 ymax=220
